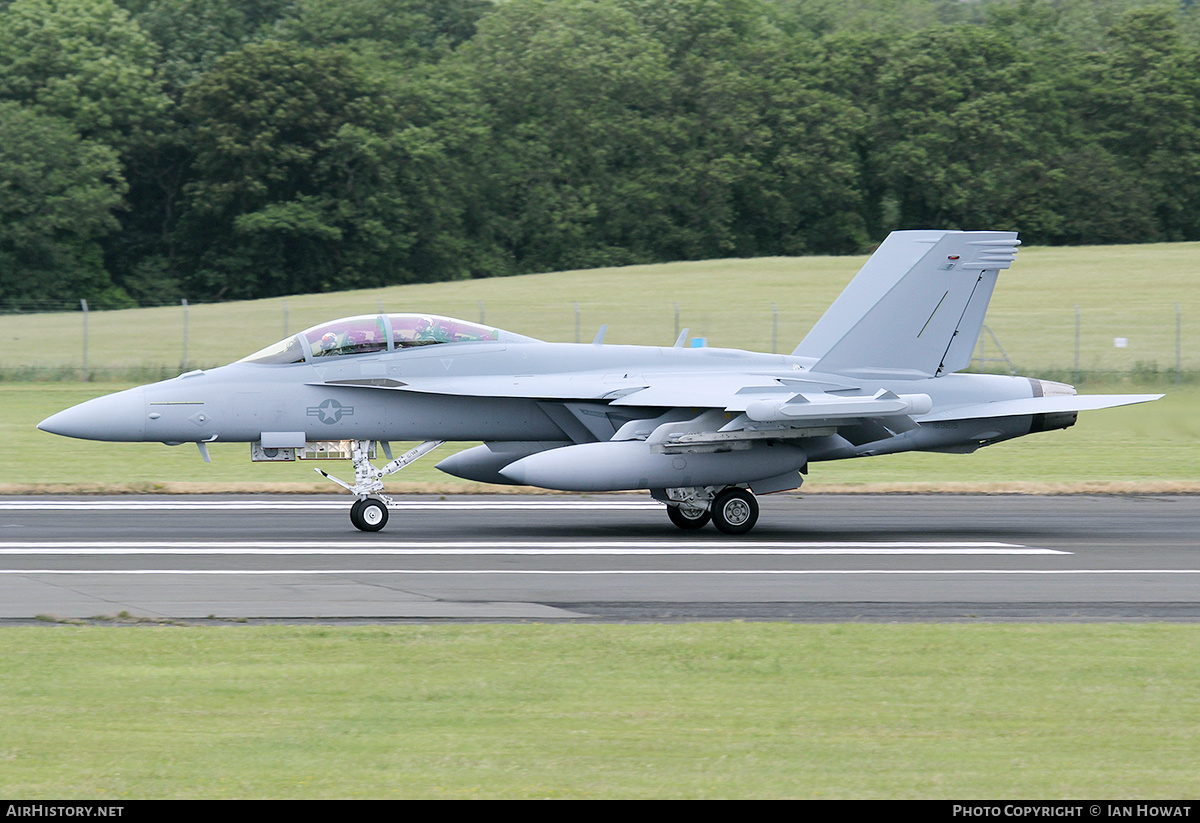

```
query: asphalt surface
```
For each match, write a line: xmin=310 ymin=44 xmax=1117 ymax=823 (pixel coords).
xmin=1 ymin=493 xmax=1198 ymax=622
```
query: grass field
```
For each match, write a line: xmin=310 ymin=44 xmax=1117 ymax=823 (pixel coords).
xmin=4 ymin=241 xmax=1198 ymax=377
xmin=3 ymin=623 xmax=1200 ymax=799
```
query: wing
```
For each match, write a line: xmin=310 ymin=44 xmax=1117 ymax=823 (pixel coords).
xmin=319 ymin=370 xmax=932 ymax=448
xmin=318 ymin=369 xmax=884 ymax=413
xmin=313 ymin=370 xmax=1161 ymax=453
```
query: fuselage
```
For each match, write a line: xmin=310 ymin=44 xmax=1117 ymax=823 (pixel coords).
xmin=38 ymin=333 xmax=1057 ymax=460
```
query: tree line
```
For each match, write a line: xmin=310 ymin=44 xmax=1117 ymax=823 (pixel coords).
xmin=1 ymin=0 xmax=1198 ymax=311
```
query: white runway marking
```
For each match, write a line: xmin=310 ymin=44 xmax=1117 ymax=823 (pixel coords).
xmin=1 ymin=569 xmax=1197 ymax=576
xmin=0 ymin=540 xmax=1064 ymax=555
xmin=0 ymin=500 xmax=660 ymax=511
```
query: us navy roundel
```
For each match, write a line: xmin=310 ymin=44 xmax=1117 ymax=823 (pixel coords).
xmin=307 ymin=398 xmax=355 ymax=424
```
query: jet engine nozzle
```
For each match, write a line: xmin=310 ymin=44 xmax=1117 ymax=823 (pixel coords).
xmin=1031 ymin=378 xmax=1078 ymax=398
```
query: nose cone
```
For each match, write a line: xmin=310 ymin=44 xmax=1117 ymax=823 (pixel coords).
xmin=38 ymin=387 xmax=147 ymax=441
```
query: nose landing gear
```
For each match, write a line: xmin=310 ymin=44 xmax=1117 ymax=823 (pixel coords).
xmin=317 ymin=439 xmax=444 ymax=532
xmin=349 ymin=497 xmax=389 ymax=532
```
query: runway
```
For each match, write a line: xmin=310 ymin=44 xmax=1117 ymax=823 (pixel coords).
xmin=1 ymin=493 xmax=1198 ymax=622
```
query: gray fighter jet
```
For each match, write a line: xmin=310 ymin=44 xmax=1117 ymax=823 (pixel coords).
xmin=39 ymin=230 xmax=1161 ymax=533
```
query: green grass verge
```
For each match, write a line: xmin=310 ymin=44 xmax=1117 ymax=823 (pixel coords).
xmin=4 ymin=241 xmax=1198 ymax=377
xmin=5 ymin=379 xmax=1195 ymax=492
xmin=3 ymin=623 xmax=1199 ymax=799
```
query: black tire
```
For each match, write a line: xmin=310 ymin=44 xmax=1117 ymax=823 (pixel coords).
xmin=711 ymin=487 xmax=758 ymax=535
xmin=667 ymin=505 xmax=711 ymax=530
xmin=349 ymin=498 xmax=366 ymax=530
xmin=352 ymin=498 xmax=389 ymax=532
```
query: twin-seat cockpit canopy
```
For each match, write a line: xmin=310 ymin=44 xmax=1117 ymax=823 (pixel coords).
xmin=239 ymin=313 xmax=538 ymax=365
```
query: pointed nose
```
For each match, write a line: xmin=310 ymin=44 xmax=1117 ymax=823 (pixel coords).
xmin=38 ymin=387 xmax=147 ymax=441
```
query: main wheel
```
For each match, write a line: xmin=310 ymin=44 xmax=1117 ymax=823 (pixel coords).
xmin=711 ymin=487 xmax=758 ymax=535
xmin=667 ymin=505 xmax=711 ymax=530
xmin=350 ymin=498 xmax=389 ymax=532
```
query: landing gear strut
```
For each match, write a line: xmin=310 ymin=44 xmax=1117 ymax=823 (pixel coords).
xmin=660 ymin=485 xmax=759 ymax=535
xmin=317 ymin=439 xmax=444 ymax=532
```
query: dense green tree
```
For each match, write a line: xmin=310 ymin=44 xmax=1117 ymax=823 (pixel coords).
xmin=3 ymin=0 xmax=1200 ymax=309
xmin=0 ymin=102 xmax=129 ymax=309
xmin=0 ymin=0 xmax=168 ymax=151
xmin=273 ymin=0 xmax=492 ymax=67
xmin=617 ymin=0 xmax=794 ymax=259
xmin=177 ymin=40 xmax=465 ymax=298
xmin=0 ymin=0 xmax=184 ymax=304
xmin=131 ymin=0 xmax=293 ymax=91
xmin=730 ymin=41 xmax=870 ymax=255
xmin=1082 ymin=8 xmax=1200 ymax=240
xmin=769 ymin=0 xmax=990 ymax=37
xmin=456 ymin=0 xmax=871 ymax=272
xmin=1036 ymin=145 xmax=1159 ymax=245
xmin=871 ymin=24 xmax=1069 ymax=238
xmin=108 ymin=0 xmax=299 ymax=305
xmin=452 ymin=0 xmax=679 ymax=271
xmin=984 ymin=0 xmax=1200 ymax=52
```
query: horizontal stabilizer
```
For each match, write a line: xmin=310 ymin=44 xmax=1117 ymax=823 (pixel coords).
xmin=919 ymin=394 xmax=1163 ymax=422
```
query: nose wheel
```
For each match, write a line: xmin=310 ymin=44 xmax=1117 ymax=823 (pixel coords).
xmin=350 ymin=498 xmax=389 ymax=532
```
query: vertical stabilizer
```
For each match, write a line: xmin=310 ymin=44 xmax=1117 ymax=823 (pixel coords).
xmin=793 ymin=230 xmax=1020 ymax=378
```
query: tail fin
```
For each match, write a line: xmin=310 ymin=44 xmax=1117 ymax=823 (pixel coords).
xmin=793 ymin=230 xmax=1020 ymax=379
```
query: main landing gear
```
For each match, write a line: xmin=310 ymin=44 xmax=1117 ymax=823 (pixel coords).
xmin=659 ymin=485 xmax=760 ymax=535
xmin=319 ymin=442 xmax=763 ymax=536
xmin=316 ymin=439 xmax=444 ymax=532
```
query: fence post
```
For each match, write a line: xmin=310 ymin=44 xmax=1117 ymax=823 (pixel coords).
xmin=181 ymin=299 xmax=189 ymax=371
xmin=1177 ymin=303 xmax=1183 ymax=384
xmin=80 ymin=299 xmax=88 ymax=382
xmin=772 ymin=303 xmax=778 ymax=354
xmin=574 ymin=302 xmax=581 ymax=344
xmin=1073 ymin=304 xmax=1080 ymax=384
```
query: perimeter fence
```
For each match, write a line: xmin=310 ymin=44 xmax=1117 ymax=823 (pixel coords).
xmin=2 ymin=297 xmax=1193 ymax=384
